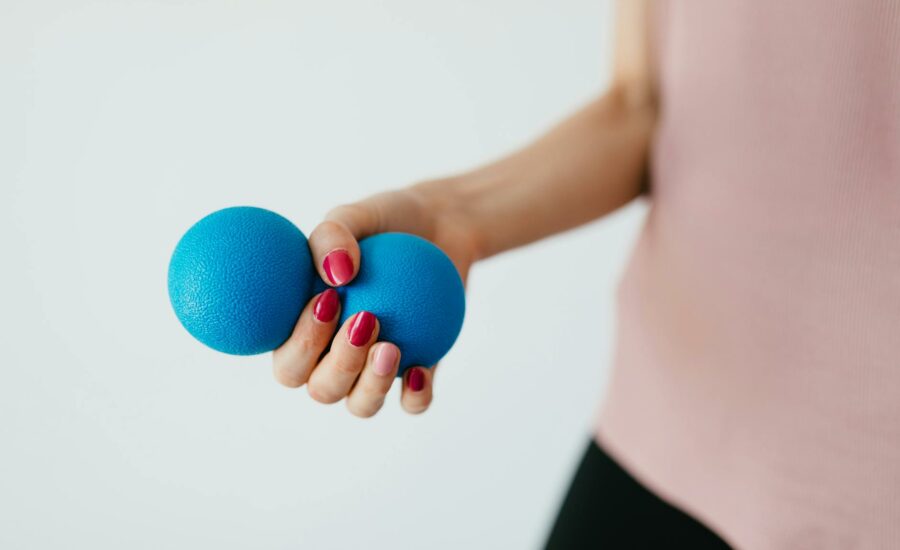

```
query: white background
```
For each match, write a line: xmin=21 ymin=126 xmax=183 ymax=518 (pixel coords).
xmin=0 ymin=1 xmax=646 ymax=548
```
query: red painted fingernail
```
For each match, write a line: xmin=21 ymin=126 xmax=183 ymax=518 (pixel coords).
xmin=407 ymin=367 xmax=425 ymax=392
xmin=348 ymin=311 xmax=376 ymax=347
xmin=323 ymin=249 xmax=354 ymax=286
xmin=313 ymin=289 xmax=339 ymax=323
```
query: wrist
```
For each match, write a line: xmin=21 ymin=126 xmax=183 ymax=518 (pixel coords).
xmin=409 ymin=176 xmax=488 ymax=265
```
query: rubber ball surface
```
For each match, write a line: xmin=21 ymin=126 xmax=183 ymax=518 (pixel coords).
xmin=168 ymin=206 xmax=314 ymax=355
xmin=338 ymin=233 xmax=466 ymax=375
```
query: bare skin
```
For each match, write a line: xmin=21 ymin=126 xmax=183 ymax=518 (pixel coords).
xmin=272 ymin=0 xmax=658 ymax=417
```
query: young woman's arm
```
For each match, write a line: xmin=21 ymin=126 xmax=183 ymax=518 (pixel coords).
xmin=272 ymin=0 xmax=658 ymax=416
xmin=427 ymin=0 xmax=657 ymax=260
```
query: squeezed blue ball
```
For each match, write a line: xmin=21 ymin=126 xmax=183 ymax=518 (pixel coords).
xmin=168 ymin=206 xmax=314 ymax=355
xmin=337 ymin=233 xmax=466 ymax=375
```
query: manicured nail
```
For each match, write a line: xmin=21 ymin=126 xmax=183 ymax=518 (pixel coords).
xmin=407 ymin=367 xmax=425 ymax=392
xmin=313 ymin=288 xmax=339 ymax=323
xmin=323 ymin=249 xmax=354 ymax=286
xmin=372 ymin=344 xmax=399 ymax=376
xmin=348 ymin=311 xmax=376 ymax=347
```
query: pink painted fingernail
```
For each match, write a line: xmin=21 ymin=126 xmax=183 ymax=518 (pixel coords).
xmin=323 ymin=249 xmax=354 ymax=286
xmin=348 ymin=311 xmax=376 ymax=347
xmin=407 ymin=367 xmax=425 ymax=392
xmin=313 ymin=289 xmax=339 ymax=323
xmin=372 ymin=344 xmax=399 ymax=376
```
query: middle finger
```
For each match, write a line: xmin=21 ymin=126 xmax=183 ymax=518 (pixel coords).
xmin=307 ymin=310 xmax=379 ymax=404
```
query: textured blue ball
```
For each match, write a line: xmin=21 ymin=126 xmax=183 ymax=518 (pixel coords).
xmin=168 ymin=206 xmax=314 ymax=355
xmin=337 ymin=233 xmax=466 ymax=375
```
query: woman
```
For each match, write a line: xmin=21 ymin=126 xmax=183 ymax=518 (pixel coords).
xmin=271 ymin=1 xmax=900 ymax=547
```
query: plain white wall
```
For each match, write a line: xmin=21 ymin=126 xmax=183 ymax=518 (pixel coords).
xmin=0 ymin=1 xmax=647 ymax=548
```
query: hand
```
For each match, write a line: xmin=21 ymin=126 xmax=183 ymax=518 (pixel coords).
xmin=272 ymin=183 xmax=479 ymax=417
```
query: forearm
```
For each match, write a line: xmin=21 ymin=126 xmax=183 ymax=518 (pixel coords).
xmin=414 ymin=85 xmax=657 ymax=261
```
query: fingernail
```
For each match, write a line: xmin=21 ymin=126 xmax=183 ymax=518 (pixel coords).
xmin=323 ymin=249 xmax=354 ymax=286
xmin=407 ymin=367 xmax=425 ymax=392
xmin=348 ymin=311 xmax=376 ymax=347
xmin=313 ymin=289 xmax=339 ymax=323
xmin=372 ymin=344 xmax=399 ymax=376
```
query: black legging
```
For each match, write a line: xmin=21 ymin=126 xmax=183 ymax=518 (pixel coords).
xmin=544 ymin=439 xmax=733 ymax=549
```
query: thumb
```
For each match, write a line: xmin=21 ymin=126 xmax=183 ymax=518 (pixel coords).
xmin=308 ymin=203 xmax=380 ymax=287
xmin=310 ymin=190 xmax=434 ymax=287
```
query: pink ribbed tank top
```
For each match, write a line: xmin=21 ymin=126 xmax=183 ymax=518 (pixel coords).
xmin=593 ymin=2 xmax=900 ymax=548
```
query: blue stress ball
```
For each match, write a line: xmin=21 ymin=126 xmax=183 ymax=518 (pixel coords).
xmin=337 ymin=233 xmax=466 ymax=375
xmin=168 ymin=207 xmax=466 ymax=377
xmin=168 ymin=206 xmax=315 ymax=355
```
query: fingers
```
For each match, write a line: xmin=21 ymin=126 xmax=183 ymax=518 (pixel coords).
xmin=272 ymin=288 xmax=341 ymax=388
xmin=400 ymin=365 xmax=435 ymax=414
xmin=280 ymin=191 xmax=450 ymax=415
xmin=306 ymin=311 xmax=379 ymax=404
xmin=274 ymin=297 xmax=436 ymax=416
xmin=345 ymin=342 xmax=401 ymax=418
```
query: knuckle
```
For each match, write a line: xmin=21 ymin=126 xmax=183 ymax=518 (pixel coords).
xmin=402 ymin=398 xmax=431 ymax=415
xmin=312 ymin=218 xmax=346 ymax=237
xmin=404 ymin=404 xmax=429 ymax=415
xmin=307 ymin=382 xmax=341 ymax=404
xmin=346 ymin=398 xmax=381 ymax=419
xmin=274 ymin=369 xmax=307 ymax=388
xmin=288 ymin=334 xmax=319 ymax=358
xmin=326 ymin=203 xmax=368 ymax=225
xmin=333 ymin=357 xmax=363 ymax=375
xmin=284 ymin=331 xmax=319 ymax=361
xmin=355 ymin=385 xmax=388 ymax=407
